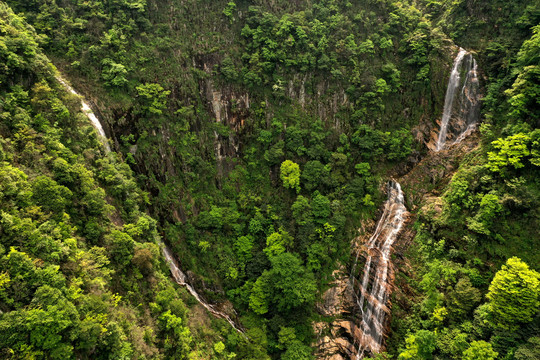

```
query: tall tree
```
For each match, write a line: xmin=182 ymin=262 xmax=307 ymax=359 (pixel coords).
xmin=486 ymin=257 xmax=540 ymax=330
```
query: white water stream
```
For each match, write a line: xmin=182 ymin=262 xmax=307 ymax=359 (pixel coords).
xmin=436 ymin=48 xmax=480 ymax=151
xmin=161 ymin=244 xmax=246 ymax=336
xmin=436 ymin=48 xmax=467 ymax=151
xmin=351 ymin=181 xmax=408 ymax=358
xmin=56 ymin=73 xmax=245 ymax=335
xmin=56 ymin=75 xmax=111 ymax=153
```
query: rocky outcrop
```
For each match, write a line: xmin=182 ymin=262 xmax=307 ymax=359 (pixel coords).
xmin=313 ymin=267 xmax=359 ymax=359
xmin=314 ymin=188 xmax=409 ymax=360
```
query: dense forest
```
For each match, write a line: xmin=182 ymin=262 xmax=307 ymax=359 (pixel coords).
xmin=0 ymin=0 xmax=538 ymax=359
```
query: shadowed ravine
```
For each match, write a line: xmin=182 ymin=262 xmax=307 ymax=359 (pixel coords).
xmin=56 ymin=74 xmax=246 ymax=336
xmin=351 ymin=181 xmax=409 ymax=358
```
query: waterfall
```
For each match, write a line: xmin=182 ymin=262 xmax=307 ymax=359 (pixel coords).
xmin=351 ymin=181 xmax=408 ymax=358
xmin=56 ymin=73 xmax=245 ymax=336
xmin=161 ymin=243 xmax=246 ymax=336
xmin=56 ymin=75 xmax=111 ymax=153
xmin=436 ymin=48 xmax=481 ymax=151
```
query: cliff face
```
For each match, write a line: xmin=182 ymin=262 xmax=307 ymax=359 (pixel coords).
xmin=5 ymin=0 xmax=539 ymax=358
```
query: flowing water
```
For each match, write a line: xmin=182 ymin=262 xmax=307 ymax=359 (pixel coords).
xmin=57 ymin=73 xmax=245 ymax=335
xmin=161 ymin=243 xmax=246 ymax=336
xmin=56 ymin=75 xmax=111 ymax=153
xmin=436 ymin=48 xmax=481 ymax=151
xmin=351 ymin=181 xmax=408 ymax=358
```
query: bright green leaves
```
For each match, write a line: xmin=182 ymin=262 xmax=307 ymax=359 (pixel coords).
xmin=280 ymin=160 xmax=301 ymax=193
xmin=249 ymin=253 xmax=316 ymax=315
xmin=355 ymin=162 xmax=371 ymax=177
xmin=263 ymin=228 xmax=293 ymax=259
xmin=101 ymin=58 xmax=128 ymax=87
xmin=158 ymin=310 xmax=192 ymax=357
xmin=462 ymin=341 xmax=498 ymax=360
xmin=136 ymin=83 xmax=170 ymax=116
xmin=398 ymin=330 xmax=436 ymax=360
xmin=487 ymin=133 xmax=531 ymax=172
xmin=123 ymin=0 xmax=147 ymax=12
xmin=486 ymin=257 xmax=540 ymax=330
xmin=234 ymin=235 xmax=254 ymax=264
xmin=249 ymin=273 xmax=270 ymax=315
xmin=222 ymin=2 xmax=237 ymax=23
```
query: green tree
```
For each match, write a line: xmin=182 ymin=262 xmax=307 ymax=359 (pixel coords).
xmin=249 ymin=273 xmax=270 ymax=315
xmin=0 ymin=162 xmax=31 ymax=207
xmin=446 ymin=278 xmax=481 ymax=316
xmin=222 ymin=2 xmax=237 ymax=22
xmin=268 ymin=253 xmax=316 ymax=312
xmin=281 ymin=340 xmax=314 ymax=360
xmin=301 ymin=160 xmax=328 ymax=191
xmin=136 ymin=83 xmax=171 ymax=115
xmin=250 ymin=253 xmax=316 ymax=314
xmin=263 ymin=229 xmax=293 ymax=258
xmin=158 ymin=310 xmax=192 ymax=358
xmin=107 ymin=230 xmax=135 ymax=267
xmin=280 ymin=160 xmax=301 ymax=193
xmin=311 ymin=193 xmax=331 ymax=220
xmin=462 ymin=341 xmax=498 ymax=360
xmin=291 ymin=195 xmax=312 ymax=225
xmin=506 ymin=25 xmax=540 ymax=121
xmin=32 ymin=176 xmax=72 ymax=214
xmin=101 ymin=58 xmax=128 ymax=87
xmin=486 ymin=257 xmax=540 ymax=330
xmin=355 ymin=162 xmax=371 ymax=177
xmin=398 ymin=330 xmax=436 ymax=360
xmin=515 ymin=337 xmax=540 ymax=360
xmin=487 ymin=133 xmax=531 ymax=173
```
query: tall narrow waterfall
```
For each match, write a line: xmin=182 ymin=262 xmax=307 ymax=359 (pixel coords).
xmin=351 ymin=181 xmax=408 ymax=358
xmin=56 ymin=75 xmax=111 ymax=153
xmin=436 ymin=48 xmax=481 ymax=151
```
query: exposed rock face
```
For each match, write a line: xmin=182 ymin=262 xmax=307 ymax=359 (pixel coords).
xmin=286 ymin=73 xmax=350 ymax=129
xmin=430 ymin=48 xmax=481 ymax=151
xmin=315 ymin=182 xmax=410 ymax=359
xmin=195 ymin=56 xmax=251 ymax=175
xmin=350 ymin=181 xmax=409 ymax=358
xmin=314 ymin=268 xmax=359 ymax=359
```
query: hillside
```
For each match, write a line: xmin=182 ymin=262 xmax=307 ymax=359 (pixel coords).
xmin=0 ymin=0 xmax=539 ymax=359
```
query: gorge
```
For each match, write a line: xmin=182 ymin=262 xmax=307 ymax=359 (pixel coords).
xmin=58 ymin=71 xmax=246 ymax=334
xmin=0 ymin=1 xmax=538 ymax=359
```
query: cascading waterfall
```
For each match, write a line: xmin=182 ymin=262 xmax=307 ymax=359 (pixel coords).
xmin=351 ymin=181 xmax=408 ymax=359
xmin=56 ymin=75 xmax=111 ymax=153
xmin=161 ymin=244 xmax=246 ymax=336
xmin=436 ymin=48 xmax=481 ymax=151
xmin=57 ymin=73 xmax=245 ymax=336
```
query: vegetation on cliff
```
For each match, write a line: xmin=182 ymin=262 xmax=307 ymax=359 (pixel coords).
xmin=0 ymin=0 xmax=538 ymax=359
